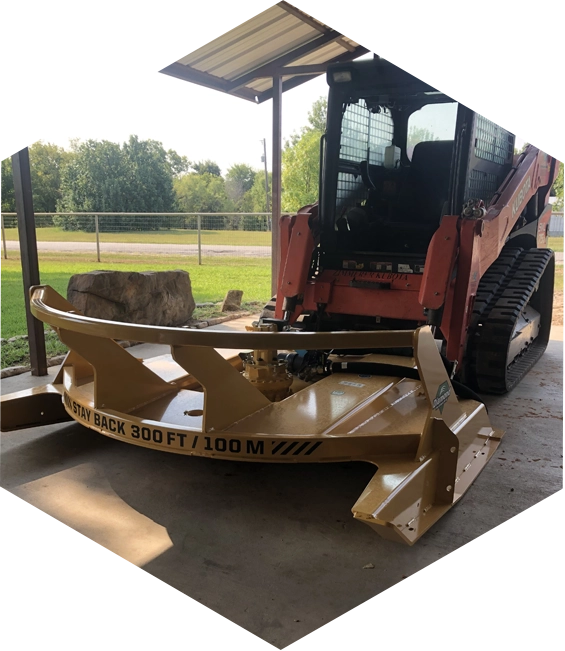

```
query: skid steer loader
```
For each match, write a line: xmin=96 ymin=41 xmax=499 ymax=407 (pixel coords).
xmin=1 ymin=58 xmax=559 ymax=545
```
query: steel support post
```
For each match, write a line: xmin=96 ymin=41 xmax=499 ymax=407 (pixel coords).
xmin=95 ymin=214 xmax=101 ymax=262
xmin=12 ymin=147 xmax=48 ymax=376
xmin=197 ymin=214 xmax=202 ymax=265
xmin=271 ymin=75 xmax=282 ymax=297
xmin=1 ymin=213 xmax=7 ymax=259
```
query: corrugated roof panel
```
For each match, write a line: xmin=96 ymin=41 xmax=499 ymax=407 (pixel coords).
xmin=178 ymin=5 xmax=289 ymax=66
xmin=161 ymin=2 xmax=368 ymax=102
xmin=197 ymin=20 xmax=315 ymax=77
xmin=237 ymin=41 xmax=360 ymax=93
xmin=209 ymin=26 xmax=319 ymax=80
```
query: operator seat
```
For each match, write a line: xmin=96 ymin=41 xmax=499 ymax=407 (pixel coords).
xmin=404 ymin=140 xmax=454 ymax=224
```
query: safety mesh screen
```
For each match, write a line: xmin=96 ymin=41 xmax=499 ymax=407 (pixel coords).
xmin=460 ymin=113 xmax=515 ymax=207
xmin=466 ymin=169 xmax=500 ymax=205
xmin=341 ymin=102 xmax=370 ymax=161
xmin=337 ymin=100 xmax=393 ymax=215
xmin=340 ymin=100 xmax=394 ymax=164
xmin=336 ymin=172 xmax=368 ymax=218
xmin=368 ymin=111 xmax=394 ymax=165
xmin=474 ymin=115 xmax=514 ymax=166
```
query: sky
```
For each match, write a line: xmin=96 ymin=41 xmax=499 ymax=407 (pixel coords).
xmin=0 ymin=43 xmax=563 ymax=173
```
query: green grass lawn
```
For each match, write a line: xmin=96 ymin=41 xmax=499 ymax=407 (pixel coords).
xmin=1 ymin=252 xmax=271 ymax=339
xmin=1 ymin=249 xmax=562 ymax=368
xmin=549 ymin=237 xmax=563 ymax=252
xmin=3 ymin=226 xmax=271 ymax=247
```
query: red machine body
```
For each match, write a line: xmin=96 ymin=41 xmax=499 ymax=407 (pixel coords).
xmin=274 ymin=146 xmax=558 ymax=368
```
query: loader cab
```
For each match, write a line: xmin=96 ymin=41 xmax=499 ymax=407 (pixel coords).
xmin=319 ymin=59 xmax=461 ymax=270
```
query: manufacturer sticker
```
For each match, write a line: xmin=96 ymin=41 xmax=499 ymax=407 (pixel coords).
xmin=370 ymin=261 xmax=393 ymax=272
xmin=398 ymin=263 xmax=414 ymax=274
xmin=331 ymin=390 xmax=345 ymax=395
xmin=343 ymin=260 xmax=364 ymax=270
xmin=339 ymin=380 xmax=365 ymax=388
xmin=432 ymin=381 xmax=451 ymax=413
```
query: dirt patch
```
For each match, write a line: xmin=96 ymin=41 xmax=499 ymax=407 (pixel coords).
xmin=552 ymin=291 xmax=563 ymax=325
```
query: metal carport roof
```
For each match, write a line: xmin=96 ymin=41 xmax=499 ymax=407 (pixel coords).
xmin=159 ymin=2 xmax=370 ymax=295
xmin=160 ymin=2 xmax=368 ymax=103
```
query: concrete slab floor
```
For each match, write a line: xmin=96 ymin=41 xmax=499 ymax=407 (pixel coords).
xmin=1 ymin=324 xmax=562 ymax=649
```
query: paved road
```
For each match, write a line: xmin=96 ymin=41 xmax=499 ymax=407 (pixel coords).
xmin=4 ymin=240 xmax=564 ymax=263
xmin=5 ymin=240 xmax=272 ymax=258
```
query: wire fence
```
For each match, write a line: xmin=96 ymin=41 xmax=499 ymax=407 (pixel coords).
xmin=1 ymin=213 xmax=281 ymax=342
xmin=1 ymin=212 xmax=274 ymax=263
xmin=2 ymin=211 xmax=563 ymax=263
xmin=1 ymin=210 xmax=563 ymax=342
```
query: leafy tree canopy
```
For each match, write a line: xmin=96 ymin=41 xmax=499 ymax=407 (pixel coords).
xmin=190 ymin=160 xmax=222 ymax=176
xmin=281 ymin=97 xmax=326 ymax=213
xmin=225 ymin=163 xmax=256 ymax=207
xmin=553 ymin=161 xmax=563 ymax=211
xmin=56 ymin=135 xmax=177 ymax=231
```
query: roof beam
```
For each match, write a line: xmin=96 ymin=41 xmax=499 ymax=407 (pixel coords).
xmin=226 ymin=29 xmax=343 ymax=92
xmin=278 ymin=2 xmax=356 ymax=52
xmin=160 ymin=62 xmax=257 ymax=102
xmin=259 ymin=73 xmax=320 ymax=103
xmin=255 ymin=45 xmax=370 ymax=103
xmin=273 ymin=64 xmax=331 ymax=75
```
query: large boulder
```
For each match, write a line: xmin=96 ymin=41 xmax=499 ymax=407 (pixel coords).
xmin=67 ymin=270 xmax=195 ymax=326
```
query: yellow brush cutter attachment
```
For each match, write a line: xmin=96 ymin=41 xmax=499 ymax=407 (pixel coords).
xmin=1 ymin=286 xmax=503 ymax=545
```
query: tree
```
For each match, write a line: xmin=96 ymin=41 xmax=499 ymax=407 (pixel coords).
xmin=28 ymin=142 xmax=72 ymax=215
xmin=307 ymin=97 xmax=327 ymax=132
xmin=552 ymin=161 xmax=563 ymax=211
xmin=515 ymin=142 xmax=529 ymax=155
xmin=407 ymin=126 xmax=438 ymax=158
xmin=190 ymin=160 xmax=222 ymax=176
xmin=240 ymin=171 xmax=272 ymax=231
xmin=1 ymin=158 xmax=14 ymax=213
xmin=167 ymin=149 xmax=190 ymax=177
xmin=225 ymin=163 xmax=256 ymax=209
xmin=282 ymin=129 xmax=322 ymax=212
xmin=281 ymin=97 xmax=326 ymax=213
xmin=122 ymin=136 xmax=176 ymax=212
xmin=1 ymin=142 xmax=72 ymax=226
xmin=174 ymin=172 xmax=232 ymax=229
xmin=55 ymin=136 xmax=177 ymax=231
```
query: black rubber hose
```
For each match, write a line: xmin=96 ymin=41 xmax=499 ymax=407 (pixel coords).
xmin=330 ymin=361 xmax=487 ymax=410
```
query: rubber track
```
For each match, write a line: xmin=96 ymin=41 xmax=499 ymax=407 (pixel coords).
xmin=469 ymin=248 xmax=554 ymax=394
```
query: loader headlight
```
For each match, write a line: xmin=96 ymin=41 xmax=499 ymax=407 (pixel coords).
xmin=332 ymin=70 xmax=352 ymax=83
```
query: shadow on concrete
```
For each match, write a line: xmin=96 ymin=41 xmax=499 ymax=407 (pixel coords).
xmin=1 ymin=340 xmax=562 ymax=648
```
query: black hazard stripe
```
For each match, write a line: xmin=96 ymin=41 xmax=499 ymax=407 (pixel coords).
xmin=271 ymin=441 xmax=322 ymax=456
